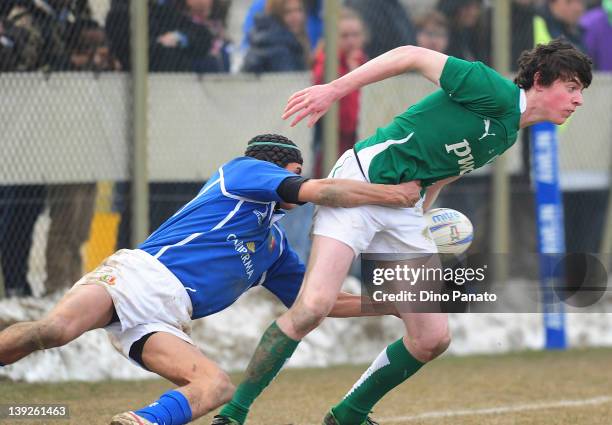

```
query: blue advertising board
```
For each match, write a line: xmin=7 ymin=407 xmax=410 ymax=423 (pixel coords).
xmin=530 ymin=122 xmax=567 ymax=350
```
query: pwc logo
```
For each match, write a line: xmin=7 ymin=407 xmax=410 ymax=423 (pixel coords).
xmin=445 ymin=140 xmax=475 ymax=175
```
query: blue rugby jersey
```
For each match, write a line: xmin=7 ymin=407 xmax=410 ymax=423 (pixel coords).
xmin=139 ymin=157 xmax=305 ymax=319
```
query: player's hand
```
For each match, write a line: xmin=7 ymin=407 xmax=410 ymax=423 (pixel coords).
xmin=282 ymin=83 xmax=339 ymax=127
xmin=395 ymin=180 xmax=422 ymax=207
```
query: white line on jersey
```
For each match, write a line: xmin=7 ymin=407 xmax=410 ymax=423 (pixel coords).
xmin=154 ymin=232 xmax=203 ymax=259
xmin=219 ymin=166 xmax=270 ymax=204
xmin=172 ymin=177 xmax=220 ymax=217
xmin=211 ymin=200 xmax=244 ymax=231
xmin=272 ymin=223 xmax=284 ymax=257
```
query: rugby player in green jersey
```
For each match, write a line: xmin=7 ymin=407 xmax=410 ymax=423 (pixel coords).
xmin=213 ymin=39 xmax=592 ymax=425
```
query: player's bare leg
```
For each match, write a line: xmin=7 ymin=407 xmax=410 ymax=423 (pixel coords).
xmin=327 ymin=255 xmax=450 ymax=425
xmin=395 ymin=254 xmax=451 ymax=361
xmin=277 ymin=235 xmax=355 ymax=339
xmin=215 ymin=235 xmax=355 ymax=424
xmin=111 ymin=332 xmax=234 ymax=425
xmin=0 ymin=284 xmax=114 ymax=365
xmin=400 ymin=312 xmax=450 ymax=361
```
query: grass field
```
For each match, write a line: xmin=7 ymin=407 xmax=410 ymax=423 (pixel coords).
xmin=1 ymin=348 xmax=611 ymax=425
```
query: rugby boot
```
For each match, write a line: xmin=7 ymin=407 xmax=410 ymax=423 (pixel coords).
xmin=322 ymin=410 xmax=379 ymax=425
xmin=211 ymin=415 xmax=242 ymax=425
xmin=110 ymin=411 xmax=155 ymax=425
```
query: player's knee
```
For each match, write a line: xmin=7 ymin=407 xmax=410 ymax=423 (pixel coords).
xmin=410 ymin=330 xmax=451 ymax=362
xmin=290 ymin=297 xmax=329 ymax=335
xmin=35 ymin=316 xmax=75 ymax=348
xmin=287 ymin=308 xmax=322 ymax=337
xmin=302 ymin=292 xmax=335 ymax=318
xmin=191 ymin=370 xmax=235 ymax=405
xmin=215 ymin=372 xmax=235 ymax=404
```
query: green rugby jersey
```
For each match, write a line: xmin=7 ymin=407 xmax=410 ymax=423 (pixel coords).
xmin=354 ymin=56 xmax=524 ymax=187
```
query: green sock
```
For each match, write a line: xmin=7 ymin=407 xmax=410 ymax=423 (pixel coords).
xmin=332 ymin=338 xmax=424 ymax=425
xmin=219 ymin=321 xmax=299 ymax=424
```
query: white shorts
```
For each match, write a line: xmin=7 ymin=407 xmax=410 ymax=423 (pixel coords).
xmin=313 ymin=149 xmax=437 ymax=258
xmin=71 ymin=249 xmax=194 ymax=366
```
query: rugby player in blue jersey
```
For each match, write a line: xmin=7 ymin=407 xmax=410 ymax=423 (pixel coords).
xmin=0 ymin=134 xmax=422 ymax=425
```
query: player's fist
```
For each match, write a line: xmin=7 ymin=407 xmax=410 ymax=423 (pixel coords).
xmin=395 ymin=180 xmax=422 ymax=207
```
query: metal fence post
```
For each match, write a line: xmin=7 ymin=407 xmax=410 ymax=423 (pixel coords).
xmin=130 ymin=0 xmax=149 ymax=246
xmin=322 ymin=0 xmax=339 ymax=175
xmin=492 ymin=0 xmax=511 ymax=283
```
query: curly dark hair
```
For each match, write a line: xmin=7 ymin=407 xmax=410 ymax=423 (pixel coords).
xmin=514 ymin=38 xmax=592 ymax=90
xmin=245 ymin=134 xmax=303 ymax=168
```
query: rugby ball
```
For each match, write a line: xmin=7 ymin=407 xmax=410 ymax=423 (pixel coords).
xmin=425 ymin=208 xmax=473 ymax=254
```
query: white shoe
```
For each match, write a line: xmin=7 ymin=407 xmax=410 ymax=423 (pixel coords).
xmin=110 ymin=411 xmax=155 ymax=425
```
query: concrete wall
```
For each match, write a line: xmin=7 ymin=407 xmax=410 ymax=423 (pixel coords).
xmin=2 ymin=72 xmax=610 ymax=187
xmin=1 ymin=73 xmax=312 ymax=184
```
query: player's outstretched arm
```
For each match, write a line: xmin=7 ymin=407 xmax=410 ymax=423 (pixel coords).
xmin=282 ymin=45 xmax=448 ymax=127
xmin=328 ymin=292 xmax=399 ymax=318
xmin=298 ymin=178 xmax=422 ymax=208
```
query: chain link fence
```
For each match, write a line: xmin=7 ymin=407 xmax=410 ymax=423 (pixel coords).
xmin=1 ymin=0 xmax=611 ymax=299
xmin=0 ymin=0 xmax=126 ymax=298
xmin=1 ymin=72 xmax=129 ymax=297
xmin=0 ymin=0 xmax=312 ymax=298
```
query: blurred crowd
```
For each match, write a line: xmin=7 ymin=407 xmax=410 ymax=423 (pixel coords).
xmin=1 ymin=0 xmax=610 ymax=297
xmin=1 ymin=0 xmax=610 ymax=75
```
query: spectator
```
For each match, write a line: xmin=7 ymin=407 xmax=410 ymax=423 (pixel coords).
xmin=44 ymin=182 xmax=97 ymax=295
xmin=151 ymin=0 xmax=230 ymax=73
xmin=104 ymin=0 xmax=131 ymax=70
xmin=415 ymin=10 xmax=449 ymax=53
xmin=345 ymin=0 xmax=416 ymax=59
xmin=150 ymin=0 xmax=231 ymax=72
xmin=242 ymin=0 xmax=310 ymax=73
xmin=65 ymin=18 xmax=121 ymax=71
xmin=0 ymin=186 xmax=46 ymax=297
xmin=0 ymin=22 xmax=30 ymax=72
xmin=580 ymin=0 xmax=612 ymax=70
xmin=534 ymin=0 xmax=586 ymax=50
xmin=304 ymin=0 xmax=322 ymax=51
xmin=43 ymin=19 xmax=120 ymax=295
xmin=106 ymin=0 xmax=231 ymax=73
xmin=199 ymin=0 xmax=232 ymax=72
xmin=241 ymin=0 xmax=321 ymax=52
xmin=2 ymin=0 xmax=90 ymax=71
xmin=0 ymin=0 xmax=66 ymax=71
xmin=437 ymin=0 xmax=490 ymax=62
xmin=311 ymin=7 xmax=368 ymax=177
xmin=0 ymin=0 xmax=85 ymax=297
xmin=106 ymin=0 xmax=178 ymax=71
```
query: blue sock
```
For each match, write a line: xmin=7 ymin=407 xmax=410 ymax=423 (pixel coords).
xmin=134 ymin=390 xmax=192 ymax=425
